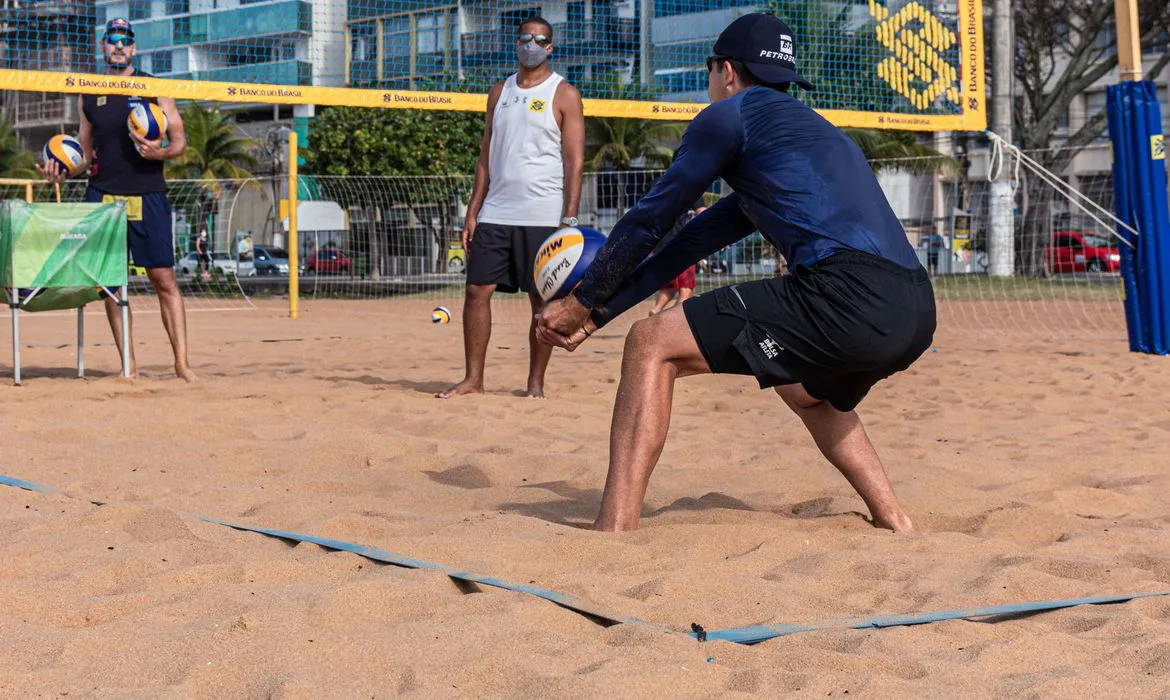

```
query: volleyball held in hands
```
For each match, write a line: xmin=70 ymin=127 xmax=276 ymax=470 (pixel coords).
xmin=127 ymin=102 xmax=167 ymax=141
xmin=42 ymin=134 xmax=85 ymax=177
xmin=533 ymin=226 xmax=607 ymax=302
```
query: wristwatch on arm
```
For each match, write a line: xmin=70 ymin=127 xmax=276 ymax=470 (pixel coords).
xmin=561 ymin=216 xmax=578 ymax=228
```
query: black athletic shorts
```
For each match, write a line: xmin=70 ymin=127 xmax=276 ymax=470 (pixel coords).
xmin=683 ymin=250 xmax=937 ymax=412
xmin=466 ymin=222 xmax=558 ymax=294
xmin=85 ymin=186 xmax=174 ymax=269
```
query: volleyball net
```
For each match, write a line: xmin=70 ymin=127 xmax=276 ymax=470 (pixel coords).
xmin=2 ymin=148 xmax=1130 ymax=343
xmin=0 ymin=0 xmax=985 ymax=129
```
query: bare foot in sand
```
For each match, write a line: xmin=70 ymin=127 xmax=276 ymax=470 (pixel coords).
xmin=176 ymin=364 xmax=197 ymax=383
xmin=437 ymin=379 xmax=483 ymax=399
xmin=872 ymin=512 xmax=914 ymax=533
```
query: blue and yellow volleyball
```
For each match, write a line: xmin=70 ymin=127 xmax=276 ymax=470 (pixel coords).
xmin=127 ymin=102 xmax=167 ymax=140
xmin=533 ymin=226 xmax=608 ymax=302
xmin=41 ymin=134 xmax=85 ymax=176
xmin=432 ymin=306 xmax=452 ymax=324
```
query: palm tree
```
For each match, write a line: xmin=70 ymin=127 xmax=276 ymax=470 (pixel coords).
xmin=586 ymin=117 xmax=687 ymax=215
xmin=585 ymin=118 xmax=687 ymax=171
xmin=165 ymin=102 xmax=260 ymax=251
xmin=0 ymin=114 xmax=36 ymax=179
xmin=165 ymin=102 xmax=259 ymax=189
xmin=843 ymin=128 xmax=959 ymax=175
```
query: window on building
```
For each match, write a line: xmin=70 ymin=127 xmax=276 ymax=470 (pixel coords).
xmin=166 ymin=0 xmax=189 ymax=14
xmin=1149 ymin=30 xmax=1169 ymax=54
xmin=417 ymin=13 xmax=448 ymax=55
xmin=128 ymin=0 xmax=151 ymax=21
xmin=655 ymin=0 xmax=739 ymax=18
xmin=502 ymin=7 xmax=541 ymax=35
xmin=1084 ymin=91 xmax=1108 ymax=142
xmin=152 ymin=50 xmax=173 ymax=74
xmin=351 ymin=22 xmax=375 ymax=62
xmin=383 ymin=17 xmax=412 ymax=78
xmin=173 ymin=16 xmax=190 ymax=44
xmin=1159 ymin=87 xmax=1169 ymax=136
xmin=1093 ymin=18 xmax=1116 ymax=51
xmin=568 ymin=2 xmax=585 ymax=26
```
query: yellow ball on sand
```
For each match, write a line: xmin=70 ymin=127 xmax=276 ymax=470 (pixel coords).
xmin=432 ymin=306 xmax=451 ymax=324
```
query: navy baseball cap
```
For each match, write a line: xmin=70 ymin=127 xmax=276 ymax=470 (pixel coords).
xmin=104 ymin=17 xmax=135 ymax=37
xmin=711 ymin=13 xmax=814 ymax=91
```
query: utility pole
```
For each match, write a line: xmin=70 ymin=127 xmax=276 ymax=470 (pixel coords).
xmin=987 ymin=0 xmax=1014 ymax=277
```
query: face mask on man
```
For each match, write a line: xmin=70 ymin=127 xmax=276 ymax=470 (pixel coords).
xmin=517 ymin=38 xmax=549 ymax=68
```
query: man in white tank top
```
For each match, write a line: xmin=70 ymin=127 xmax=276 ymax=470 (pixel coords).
xmin=438 ymin=16 xmax=585 ymax=399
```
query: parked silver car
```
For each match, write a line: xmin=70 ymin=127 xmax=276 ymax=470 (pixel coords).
xmin=176 ymin=251 xmax=238 ymax=277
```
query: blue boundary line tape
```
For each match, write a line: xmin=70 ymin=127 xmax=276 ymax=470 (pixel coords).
xmin=694 ymin=591 xmax=1170 ymax=644
xmin=0 ymin=473 xmax=54 ymax=494
xmin=5 ymin=471 xmax=1169 ymax=645
xmin=197 ymin=515 xmax=640 ymax=626
xmin=0 ymin=473 xmax=636 ymax=627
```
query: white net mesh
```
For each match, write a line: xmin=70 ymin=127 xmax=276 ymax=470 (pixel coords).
xmin=3 ymin=158 xmax=1134 ymax=344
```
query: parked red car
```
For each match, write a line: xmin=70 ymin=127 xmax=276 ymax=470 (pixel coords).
xmin=304 ymin=249 xmax=352 ymax=275
xmin=1048 ymin=231 xmax=1121 ymax=273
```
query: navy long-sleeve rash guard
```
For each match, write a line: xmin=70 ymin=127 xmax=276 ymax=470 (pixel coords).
xmin=573 ymin=86 xmax=921 ymax=328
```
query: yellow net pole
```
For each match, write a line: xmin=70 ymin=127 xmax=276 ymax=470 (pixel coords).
xmin=288 ymin=131 xmax=299 ymax=319
xmin=1114 ymin=0 xmax=1143 ymax=81
xmin=25 ymin=182 xmax=32 ymax=203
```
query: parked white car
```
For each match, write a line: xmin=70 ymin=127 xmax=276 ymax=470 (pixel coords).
xmin=176 ymin=251 xmax=238 ymax=277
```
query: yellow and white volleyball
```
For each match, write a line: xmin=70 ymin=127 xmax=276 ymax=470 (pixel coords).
xmin=127 ymin=102 xmax=167 ymax=141
xmin=41 ymin=134 xmax=85 ymax=176
xmin=432 ymin=306 xmax=452 ymax=324
xmin=533 ymin=226 xmax=608 ymax=302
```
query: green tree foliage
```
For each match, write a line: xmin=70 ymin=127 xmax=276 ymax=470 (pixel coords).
xmin=585 ymin=118 xmax=686 ymax=170
xmin=303 ymin=106 xmax=483 ymax=177
xmin=842 ymin=128 xmax=958 ymax=174
xmin=302 ymin=106 xmax=486 ymax=274
xmin=0 ymin=114 xmax=36 ymax=179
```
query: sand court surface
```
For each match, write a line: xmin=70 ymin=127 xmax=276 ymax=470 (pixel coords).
xmin=2 ymin=298 xmax=1169 ymax=698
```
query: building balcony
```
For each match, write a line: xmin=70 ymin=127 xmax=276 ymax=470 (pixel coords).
xmin=110 ymin=1 xmax=312 ymax=49
xmin=2 ymin=0 xmax=91 ymax=18
xmin=461 ymin=17 xmax=638 ymax=66
xmin=169 ymin=59 xmax=313 ymax=86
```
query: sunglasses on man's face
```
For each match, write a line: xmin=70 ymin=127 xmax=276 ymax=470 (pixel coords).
xmin=705 ymin=56 xmax=727 ymax=73
xmin=517 ymin=33 xmax=551 ymax=46
xmin=105 ymin=34 xmax=134 ymax=46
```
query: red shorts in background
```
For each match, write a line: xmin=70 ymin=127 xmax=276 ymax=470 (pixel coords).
xmin=661 ymin=265 xmax=697 ymax=292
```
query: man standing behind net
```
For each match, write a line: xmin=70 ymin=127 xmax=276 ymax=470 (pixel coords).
xmin=37 ymin=17 xmax=195 ymax=381
xmin=438 ymin=16 xmax=585 ymax=399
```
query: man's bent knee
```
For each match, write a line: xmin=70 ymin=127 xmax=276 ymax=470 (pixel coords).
xmin=624 ymin=309 xmax=709 ymax=376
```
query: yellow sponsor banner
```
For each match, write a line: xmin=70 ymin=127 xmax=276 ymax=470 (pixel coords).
xmin=1 ymin=66 xmax=985 ymax=130
xmin=957 ymin=0 xmax=988 ymax=132
xmin=0 ymin=69 xmax=487 ymax=112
